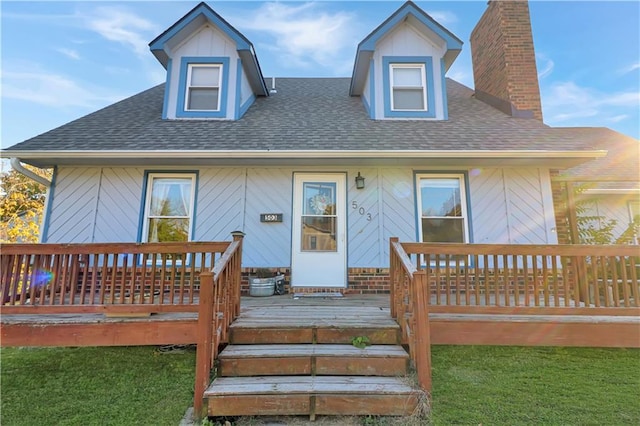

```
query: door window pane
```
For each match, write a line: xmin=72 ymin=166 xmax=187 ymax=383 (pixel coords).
xmin=301 ymin=217 xmax=336 ymax=251
xmin=303 ymin=183 xmax=336 ymax=215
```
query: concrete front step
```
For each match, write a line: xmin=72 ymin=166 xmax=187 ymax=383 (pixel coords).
xmin=218 ymin=344 xmax=410 ymax=376
xmin=205 ymin=376 xmax=421 ymax=417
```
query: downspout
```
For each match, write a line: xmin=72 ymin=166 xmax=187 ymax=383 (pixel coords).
xmin=10 ymin=158 xmax=51 ymax=187
xmin=10 ymin=158 xmax=53 ymax=243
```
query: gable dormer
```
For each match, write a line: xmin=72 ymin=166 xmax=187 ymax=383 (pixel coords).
xmin=149 ymin=2 xmax=267 ymax=120
xmin=350 ymin=1 xmax=462 ymax=120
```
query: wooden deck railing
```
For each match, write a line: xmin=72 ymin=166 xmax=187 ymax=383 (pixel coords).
xmin=194 ymin=232 xmax=244 ymax=418
xmin=0 ymin=235 xmax=245 ymax=421
xmin=390 ymin=239 xmax=640 ymax=393
xmin=1 ymin=241 xmax=230 ymax=314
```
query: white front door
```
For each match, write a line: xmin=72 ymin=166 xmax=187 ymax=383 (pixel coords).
xmin=291 ymin=173 xmax=347 ymax=287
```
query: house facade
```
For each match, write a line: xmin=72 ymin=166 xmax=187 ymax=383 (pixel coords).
xmin=4 ymin=1 xmax=614 ymax=293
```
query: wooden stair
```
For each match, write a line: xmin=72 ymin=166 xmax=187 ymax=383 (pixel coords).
xmin=204 ymin=302 xmax=421 ymax=419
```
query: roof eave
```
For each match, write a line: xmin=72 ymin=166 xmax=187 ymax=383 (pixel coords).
xmin=349 ymin=1 xmax=463 ymax=96
xmin=5 ymin=150 xmax=607 ymax=168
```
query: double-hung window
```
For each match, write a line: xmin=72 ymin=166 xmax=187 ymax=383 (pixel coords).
xmin=390 ymin=64 xmax=426 ymax=111
xmin=416 ymin=174 xmax=469 ymax=244
xmin=176 ymin=57 xmax=229 ymax=118
xmin=142 ymin=173 xmax=196 ymax=244
xmin=382 ymin=56 xmax=435 ymax=118
xmin=185 ymin=64 xmax=221 ymax=111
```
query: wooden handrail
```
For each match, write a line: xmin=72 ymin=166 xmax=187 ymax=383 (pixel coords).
xmin=193 ymin=233 xmax=244 ymax=419
xmin=389 ymin=239 xmax=640 ymax=395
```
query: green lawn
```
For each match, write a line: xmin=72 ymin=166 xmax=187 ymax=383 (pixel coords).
xmin=0 ymin=346 xmax=195 ymax=426
xmin=1 ymin=346 xmax=639 ymax=425
xmin=431 ymin=346 xmax=640 ymax=425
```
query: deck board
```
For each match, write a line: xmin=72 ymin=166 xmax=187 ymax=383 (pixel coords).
xmin=205 ymin=376 xmax=416 ymax=396
xmin=219 ymin=344 xmax=408 ymax=358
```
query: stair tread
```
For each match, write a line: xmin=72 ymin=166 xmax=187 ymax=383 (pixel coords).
xmin=219 ymin=344 xmax=409 ymax=358
xmin=205 ymin=376 xmax=417 ymax=396
xmin=230 ymin=319 xmax=399 ymax=328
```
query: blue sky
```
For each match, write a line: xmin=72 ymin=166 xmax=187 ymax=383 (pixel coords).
xmin=1 ymin=0 xmax=639 ymax=151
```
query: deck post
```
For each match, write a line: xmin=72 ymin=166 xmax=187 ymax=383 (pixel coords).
xmin=412 ymin=270 xmax=432 ymax=393
xmin=194 ymin=270 xmax=215 ymax=420
xmin=389 ymin=237 xmax=399 ymax=319
xmin=231 ymin=231 xmax=245 ymax=319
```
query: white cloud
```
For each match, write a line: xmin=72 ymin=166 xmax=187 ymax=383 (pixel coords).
xmin=83 ymin=6 xmax=158 ymax=57
xmin=619 ymin=62 xmax=640 ymax=75
xmin=542 ymin=81 xmax=639 ymax=125
xmin=2 ymin=70 xmax=125 ymax=108
xmin=56 ymin=47 xmax=81 ymax=60
xmin=607 ymin=114 xmax=629 ymax=123
xmin=233 ymin=2 xmax=359 ymax=75
xmin=536 ymin=53 xmax=554 ymax=79
xmin=425 ymin=11 xmax=458 ymax=25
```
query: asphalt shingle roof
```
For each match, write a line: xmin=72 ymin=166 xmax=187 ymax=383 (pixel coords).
xmin=4 ymin=78 xmax=613 ymax=153
xmin=557 ymin=127 xmax=639 ymax=190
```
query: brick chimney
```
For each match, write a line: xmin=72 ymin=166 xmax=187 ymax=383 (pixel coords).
xmin=470 ymin=0 xmax=543 ymax=120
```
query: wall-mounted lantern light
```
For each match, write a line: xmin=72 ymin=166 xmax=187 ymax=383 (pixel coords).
xmin=355 ymin=172 xmax=365 ymax=189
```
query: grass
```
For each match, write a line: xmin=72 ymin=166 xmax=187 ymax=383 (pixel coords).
xmin=0 ymin=346 xmax=195 ymax=426
xmin=430 ymin=346 xmax=640 ymax=425
xmin=1 ymin=346 xmax=639 ymax=425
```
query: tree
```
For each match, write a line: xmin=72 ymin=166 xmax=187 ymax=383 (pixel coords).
xmin=574 ymin=183 xmax=639 ymax=245
xmin=0 ymin=164 xmax=52 ymax=243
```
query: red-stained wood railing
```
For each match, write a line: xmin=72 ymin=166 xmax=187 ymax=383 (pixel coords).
xmin=1 ymin=241 xmax=230 ymax=314
xmin=194 ymin=232 xmax=243 ymax=418
xmin=389 ymin=240 xmax=640 ymax=393
xmin=389 ymin=237 xmax=432 ymax=393
xmin=397 ymin=242 xmax=639 ymax=315
xmin=0 ymin=235 xmax=245 ymax=422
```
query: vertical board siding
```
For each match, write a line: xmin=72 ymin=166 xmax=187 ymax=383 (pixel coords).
xmin=469 ymin=168 xmax=510 ymax=243
xmin=505 ymin=169 xmax=548 ymax=244
xmin=166 ymin=26 xmax=237 ymax=119
xmin=93 ymin=168 xmax=143 ymax=242
xmin=243 ymin=168 xmax=292 ymax=266
xmin=348 ymin=168 xmax=382 ymax=266
xmin=373 ymin=24 xmax=445 ymax=120
xmin=195 ymin=168 xmax=245 ymax=242
xmin=381 ymin=168 xmax=416 ymax=262
xmin=46 ymin=168 xmax=100 ymax=243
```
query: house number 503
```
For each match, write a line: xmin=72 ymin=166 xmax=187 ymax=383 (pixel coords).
xmin=351 ymin=201 xmax=372 ymax=221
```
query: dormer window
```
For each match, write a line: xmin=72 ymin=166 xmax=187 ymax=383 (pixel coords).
xmin=186 ymin=64 xmax=221 ymax=111
xmin=390 ymin=64 xmax=426 ymax=111
xmin=382 ymin=56 xmax=436 ymax=118
xmin=176 ymin=56 xmax=229 ymax=118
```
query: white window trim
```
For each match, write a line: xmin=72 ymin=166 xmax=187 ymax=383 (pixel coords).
xmin=141 ymin=173 xmax=197 ymax=245
xmin=185 ymin=64 xmax=222 ymax=112
xmin=416 ymin=173 xmax=469 ymax=244
xmin=390 ymin=63 xmax=427 ymax=112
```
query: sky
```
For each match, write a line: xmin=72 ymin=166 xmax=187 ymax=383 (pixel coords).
xmin=1 ymin=0 xmax=639 ymax=151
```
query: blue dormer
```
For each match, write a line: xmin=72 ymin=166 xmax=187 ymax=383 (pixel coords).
xmin=350 ymin=1 xmax=462 ymax=120
xmin=149 ymin=2 xmax=268 ymax=120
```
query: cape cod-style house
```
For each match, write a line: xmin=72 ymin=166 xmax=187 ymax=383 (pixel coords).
xmin=3 ymin=1 xmax=639 ymax=420
xmin=2 ymin=1 xmax=632 ymax=293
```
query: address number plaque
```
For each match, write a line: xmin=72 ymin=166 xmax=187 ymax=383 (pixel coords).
xmin=260 ymin=213 xmax=283 ymax=223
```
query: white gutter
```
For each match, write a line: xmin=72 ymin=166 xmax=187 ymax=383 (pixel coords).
xmin=1 ymin=149 xmax=608 ymax=160
xmin=10 ymin=158 xmax=51 ymax=187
